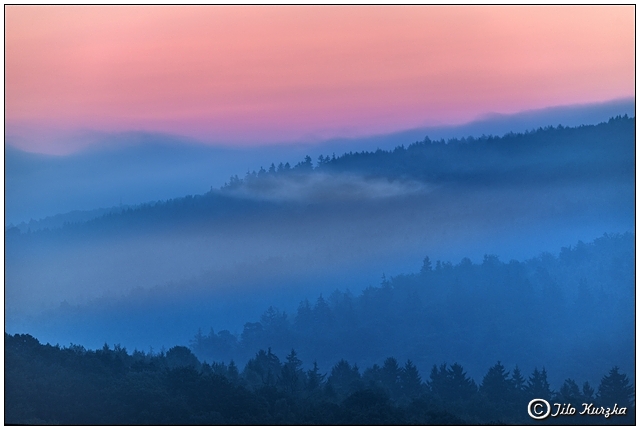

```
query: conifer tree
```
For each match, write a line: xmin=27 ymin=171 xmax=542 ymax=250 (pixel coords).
xmin=582 ymin=381 xmax=595 ymax=402
xmin=480 ymin=361 xmax=513 ymax=403
xmin=557 ymin=378 xmax=582 ymax=404
xmin=597 ymin=366 xmax=634 ymax=407
xmin=400 ymin=360 xmax=423 ymax=399
xmin=510 ymin=365 xmax=526 ymax=393
xmin=526 ymin=367 xmax=553 ymax=400
xmin=306 ymin=361 xmax=326 ymax=392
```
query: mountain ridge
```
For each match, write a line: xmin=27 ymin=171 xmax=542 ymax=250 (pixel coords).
xmin=6 ymin=97 xmax=634 ymax=225
xmin=8 ymin=115 xmax=634 ymax=235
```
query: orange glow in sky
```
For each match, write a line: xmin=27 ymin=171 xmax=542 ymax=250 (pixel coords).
xmin=5 ymin=5 xmax=635 ymax=152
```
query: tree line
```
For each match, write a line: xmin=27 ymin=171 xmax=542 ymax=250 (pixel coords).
xmin=222 ymin=115 xmax=634 ymax=190
xmin=5 ymin=333 xmax=634 ymax=425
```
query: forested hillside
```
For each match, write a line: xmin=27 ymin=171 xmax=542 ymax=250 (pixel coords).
xmin=5 ymin=333 xmax=634 ymax=425
xmin=187 ymin=233 xmax=634 ymax=387
xmin=7 ymin=115 xmax=633 ymax=237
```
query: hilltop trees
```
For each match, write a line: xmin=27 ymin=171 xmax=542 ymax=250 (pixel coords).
xmin=217 ymin=115 xmax=634 ymax=194
xmin=188 ymin=233 xmax=633 ymax=397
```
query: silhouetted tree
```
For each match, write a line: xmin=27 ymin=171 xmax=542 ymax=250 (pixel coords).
xmin=380 ymin=357 xmax=402 ymax=400
xmin=400 ymin=360 xmax=423 ymax=399
xmin=526 ymin=367 xmax=553 ymax=400
xmin=165 ymin=346 xmax=200 ymax=369
xmin=421 ymin=256 xmax=432 ymax=274
xmin=280 ymin=349 xmax=304 ymax=394
xmin=510 ymin=365 xmax=526 ymax=393
xmin=582 ymin=381 xmax=595 ymax=402
xmin=305 ymin=361 xmax=326 ymax=393
xmin=597 ymin=366 xmax=634 ymax=407
xmin=328 ymin=359 xmax=362 ymax=400
xmin=480 ymin=361 xmax=514 ymax=404
xmin=557 ymin=378 xmax=582 ymax=404
xmin=429 ymin=363 xmax=477 ymax=404
xmin=294 ymin=155 xmax=313 ymax=171
xmin=243 ymin=348 xmax=282 ymax=389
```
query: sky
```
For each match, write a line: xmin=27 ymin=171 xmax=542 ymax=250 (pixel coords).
xmin=5 ymin=5 xmax=635 ymax=154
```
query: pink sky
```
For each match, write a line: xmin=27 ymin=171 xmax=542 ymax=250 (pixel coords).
xmin=5 ymin=5 xmax=635 ymax=153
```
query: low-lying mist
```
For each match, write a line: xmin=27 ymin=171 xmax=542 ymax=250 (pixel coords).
xmin=6 ymin=174 xmax=633 ymax=348
xmin=225 ymin=172 xmax=432 ymax=203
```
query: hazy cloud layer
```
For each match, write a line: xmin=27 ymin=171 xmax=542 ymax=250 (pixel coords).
xmin=226 ymin=173 xmax=432 ymax=203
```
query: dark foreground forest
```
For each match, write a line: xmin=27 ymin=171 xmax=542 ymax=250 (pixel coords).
xmin=5 ymin=333 xmax=635 ymax=425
